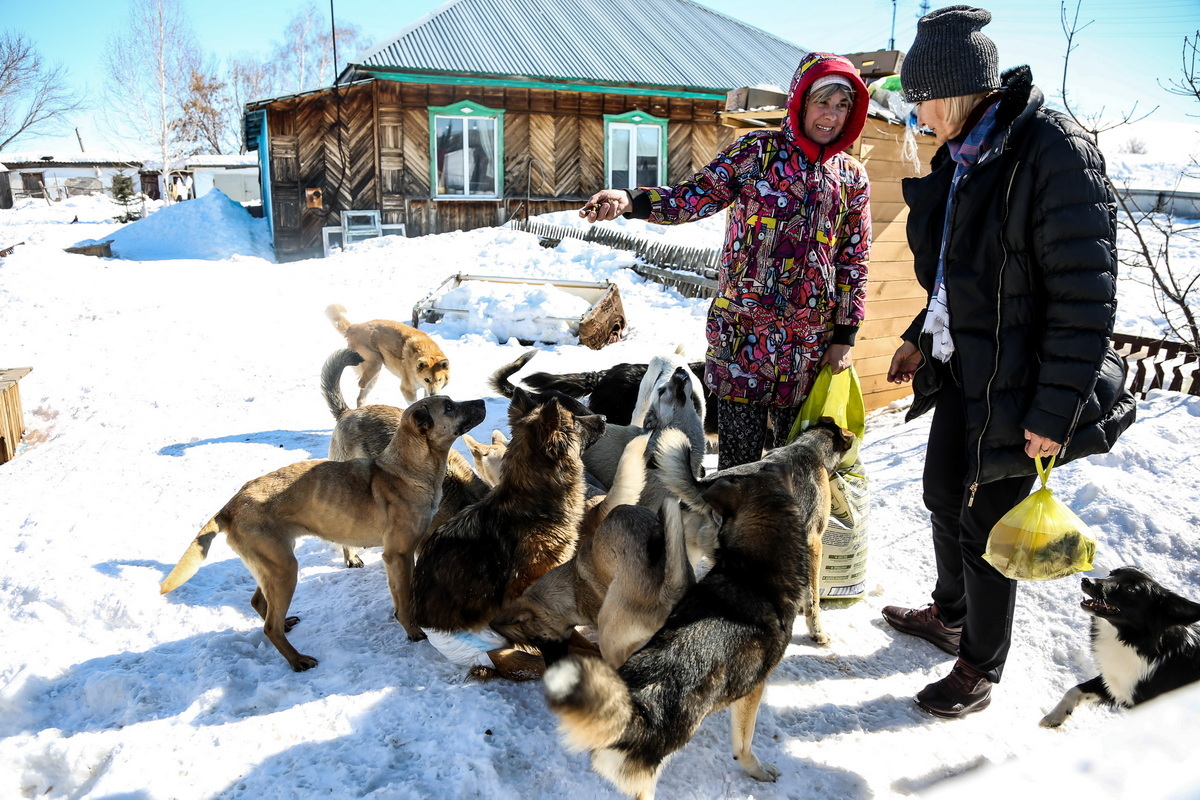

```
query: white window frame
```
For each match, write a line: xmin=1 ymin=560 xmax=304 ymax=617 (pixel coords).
xmin=429 ymin=100 xmax=505 ymax=200
xmin=604 ymin=110 xmax=667 ymax=189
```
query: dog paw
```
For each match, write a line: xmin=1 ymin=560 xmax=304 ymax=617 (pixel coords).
xmin=467 ymin=665 xmax=499 ymax=683
xmin=737 ymin=755 xmax=780 ymax=782
xmin=291 ymin=655 xmax=319 ymax=672
xmin=1038 ymin=711 xmax=1067 ymax=728
xmin=284 ymin=616 xmax=301 ymax=632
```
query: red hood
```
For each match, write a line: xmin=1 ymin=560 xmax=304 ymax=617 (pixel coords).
xmin=782 ymin=52 xmax=869 ymax=163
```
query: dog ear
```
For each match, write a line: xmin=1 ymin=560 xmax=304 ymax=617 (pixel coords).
xmin=643 ymin=403 xmax=662 ymax=431
xmin=492 ymin=429 xmax=509 ymax=445
xmin=410 ymin=403 xmax=434 ymax=433
xmin=1164 ymin=594 xmax=1200 ymax=628
xmin=701 ymin=476 xmax=741 ymax=517
xmin=816 ymin=415 xmax=856 ymax=452
xmin=509 ymin=385 xmax=537 ymax=417
xmin=436 ymin=359 xmax=449 ymax=371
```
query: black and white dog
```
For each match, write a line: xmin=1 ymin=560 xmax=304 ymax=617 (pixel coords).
xmin=1040 ymin=566 xmax=1200 ymax=727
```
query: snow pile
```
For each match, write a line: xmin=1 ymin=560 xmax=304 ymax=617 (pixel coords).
xmin=103 ymin=188 xmax=273 ymax=261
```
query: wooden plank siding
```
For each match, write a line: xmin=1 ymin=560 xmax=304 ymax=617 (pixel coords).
xmin=260 ymin=80 xmax=729 ymax=255
xmin=834 ymin=116 xmax=940 ymax=409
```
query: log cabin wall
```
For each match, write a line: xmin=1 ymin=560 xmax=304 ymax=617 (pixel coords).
xmin=260 ymin=80 xmax=733 ymax=258
xmin=845 ymin=118 xmax=938 ymax=410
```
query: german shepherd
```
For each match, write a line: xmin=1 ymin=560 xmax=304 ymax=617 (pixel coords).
xmin=326 ymin=303 xmax=450 ymax=407
xmin=160 ymin=395 xmax=487 ymax=671
xmin=491 ymin=497 xmax=692 ymax=669
xmin=1040 ymin=566 xmax=1200 ymax=727
xmin=320 ymin=348 xmax=489 ymax=570
xmin=410 ymin=387 xmax=606 ymax=677
xmin=543 ymin=421 xmax=854 ymax=798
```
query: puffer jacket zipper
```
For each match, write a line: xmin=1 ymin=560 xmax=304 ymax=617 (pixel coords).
xmin=968 ymin=159 xmax=1020 ymax=506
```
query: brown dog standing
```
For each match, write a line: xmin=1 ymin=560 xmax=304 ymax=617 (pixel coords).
xmin=160 ymin=396 xmax=486 ymax=671
xmin=326 ymin=304 xmax=450 ymax=406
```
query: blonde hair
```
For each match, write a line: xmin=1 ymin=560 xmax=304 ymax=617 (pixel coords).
xmin=938 ymin=92 xmax=992 ymax=134
xmin=808 ymin=82 xmax=857 ymax=106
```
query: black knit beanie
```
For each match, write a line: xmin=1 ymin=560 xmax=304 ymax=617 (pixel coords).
xmin=900 ymin=5 xmax=1000 ymax=102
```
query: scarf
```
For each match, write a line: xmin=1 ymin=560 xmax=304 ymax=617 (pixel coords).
xmin=922 ymin=97 xmax=1003 ymax=361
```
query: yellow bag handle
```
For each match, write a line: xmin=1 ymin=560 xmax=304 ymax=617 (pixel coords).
xmin=1035 ymin=453 xmax=1055 ymax=488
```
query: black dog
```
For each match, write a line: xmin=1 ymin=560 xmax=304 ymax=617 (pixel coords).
xmin=522 ymin=357 xmax=718 ymax=435
xmin=1040 ymin=566 xmax=1200 ymax=727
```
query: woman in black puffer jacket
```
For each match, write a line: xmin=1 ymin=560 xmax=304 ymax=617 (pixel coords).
xmin=881 ymin=5 xmax=1136 ymax=719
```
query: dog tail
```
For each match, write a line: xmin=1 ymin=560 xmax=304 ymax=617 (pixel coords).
xmin=160 ymin=517 xmax=221 ymax=594
xmin=544 ymin=655 xmax=633 ymax=753
xmin=660 ymin=497 xmax=694 ymax=598
xmin=652 ymin=427 xmax=707 ymax=513
xmin=579 ymin=434 xmax=649 ymax=540
xmin=325 ymin=303 xmax=352 ymax=335
xmin=320 ymin=348 xmax=364 ymax=421
xmin=489 ymin=349 xmax=538 ymax=398
xmin=521 ymin=369 xmax=605 ymax=398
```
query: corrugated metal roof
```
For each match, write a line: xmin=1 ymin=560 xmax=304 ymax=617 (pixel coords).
xmin=354 ymin=0 xmax=809 ymax=93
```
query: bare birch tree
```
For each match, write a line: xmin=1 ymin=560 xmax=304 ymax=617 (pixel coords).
xmin=102 ymin=0 xmax=200 ymax=203
xmin=270 ymin=4 xmax=369 ymax=93
xmin=0 ymin=31 xmax=84 ymax=152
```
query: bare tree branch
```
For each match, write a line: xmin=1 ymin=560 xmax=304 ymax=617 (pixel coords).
xmin=0 ymin=31 xmax=86 ymax=152
xmin=1059 ymin=0 xmax=1155 ymax=146
xmin=101 ymin=0 xmax=202 ymax=203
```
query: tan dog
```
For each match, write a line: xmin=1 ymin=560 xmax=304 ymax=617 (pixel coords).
xmin=320 ymin=348 xmax=489 ymax=569
xmin=326 ymin=304 xmax=450 ymax=407
xmin=462 ymin=430 xmax=508 ymax=487
xmin=490 ymin=497 xmax=692 ymax=669
xmin=544 ymin=421 xmax=854 ymax=799
xmin=160 ymin=396 xmax=486 ymax=671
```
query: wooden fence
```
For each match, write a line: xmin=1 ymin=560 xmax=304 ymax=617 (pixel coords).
xmin=1112 ymin=333 xmax=1200 ymax=398
xmin=1 ymin=367 xmax=32 ymax=465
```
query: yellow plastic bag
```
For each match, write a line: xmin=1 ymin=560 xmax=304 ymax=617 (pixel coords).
xmin=787 ymin=364 xmax=866 ymax=468
xmin=983 ymin=456 xmax=1096 ymax=581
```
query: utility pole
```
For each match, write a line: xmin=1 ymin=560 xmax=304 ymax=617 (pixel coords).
xmin=918 ymin=0 xmax=931 ymax=17
xmin=889 ymin=0 xmax=898 ymax=49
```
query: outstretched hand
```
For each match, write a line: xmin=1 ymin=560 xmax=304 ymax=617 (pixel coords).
xmin=579 ymin=190 xmax=631 ymax=222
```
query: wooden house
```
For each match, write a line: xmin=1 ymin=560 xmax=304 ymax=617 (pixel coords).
xmin=242 ymin=0 xmax=817 ymax=258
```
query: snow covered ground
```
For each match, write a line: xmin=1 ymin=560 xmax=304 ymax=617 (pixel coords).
xmin=0 ymin=163 xmax=1197 ymax=800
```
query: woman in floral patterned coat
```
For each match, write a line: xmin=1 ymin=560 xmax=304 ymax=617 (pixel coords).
xmin=582 ymin=52 xmax=871 ymax=468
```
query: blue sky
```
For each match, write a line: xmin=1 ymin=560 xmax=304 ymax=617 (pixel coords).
xmin=4 ymin=0 xmax=1198 ymax=154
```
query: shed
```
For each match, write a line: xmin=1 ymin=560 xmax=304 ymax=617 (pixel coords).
xmin=140 ymin=153 xmax=261 ymax=205
xmin=0 ymin=152 xmax=142 ymax=203
xmin=243 ymin=0 xmax=810 ymax=258
xmin=718 ymin=91 xmax=938 ymax=411
xmin=0 ymin=161 xmax=11 ymax=209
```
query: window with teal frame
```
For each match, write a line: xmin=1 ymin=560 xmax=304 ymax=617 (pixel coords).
xmin=604 ymin=110 xmax=667 ymax=190
xmin=428 ymin=101 xmax=505 ymax=199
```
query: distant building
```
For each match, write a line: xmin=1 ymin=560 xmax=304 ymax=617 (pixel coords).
xmin=243 ymin=0 xmax=809 ymax=258
xmin=0 ymin=151 xmax=141 ymax=207
xmin=0 ymin=151 xmax=260 ymax=209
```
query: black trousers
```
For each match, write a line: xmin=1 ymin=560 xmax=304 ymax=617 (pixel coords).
xmin=716 ymin=400 xmax=800 ymax=470
xmin=923 ymin=376 xmax=1035 ymax=683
